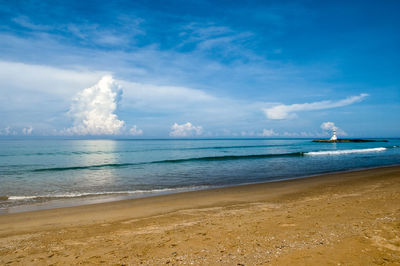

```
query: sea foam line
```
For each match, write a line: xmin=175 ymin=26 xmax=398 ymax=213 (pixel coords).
xmin=4 ymin=187 xmax=206 ymax=201
xmin=305 ymin=147 xmax=386 ymax=156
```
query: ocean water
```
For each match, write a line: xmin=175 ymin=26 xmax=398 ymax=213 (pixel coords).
xmin=1 ymin=138 xmax=399 ymax=213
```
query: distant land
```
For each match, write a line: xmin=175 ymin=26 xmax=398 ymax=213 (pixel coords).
xmin=312 ymin=139 xmax=389 ymax=143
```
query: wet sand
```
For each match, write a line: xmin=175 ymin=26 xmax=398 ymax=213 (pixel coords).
xmin=1 ymin=166 xmax=399 ymax=265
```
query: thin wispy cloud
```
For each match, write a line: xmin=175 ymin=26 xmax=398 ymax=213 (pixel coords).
xmin=13 ymin=16 xmax=52 ymax=31
xmin=263 ymin=94 xmax=369 ymax=120
xmin=179 ymin=22 xmax=254 ymax=58
xmin=120 ymin=80 xmax=216 ymax=110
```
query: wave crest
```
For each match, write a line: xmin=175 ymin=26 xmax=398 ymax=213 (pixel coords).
xmin=305 ymin=147 xmax=386 ymax=156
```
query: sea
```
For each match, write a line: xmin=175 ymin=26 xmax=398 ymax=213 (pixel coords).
xmin=1 ymin=138 xmax=399 ymax=213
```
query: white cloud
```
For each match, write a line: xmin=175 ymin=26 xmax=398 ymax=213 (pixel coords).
xmin=4 ymin=126 xmax=11 ymax=135
xmin=22 ymin=126 xmax=33 ymax=135
xmin=0 ymin=60 xmax=105 ymax=98
xmin=300 ymin=132 xmax=312 ymax=137
xmin=321 ymin=121 xmax=337 ymax=131
xmin=0 ymin=60 xmax=281 ymax=136
xmin=263 ymin=93 xmax=369 ymax=120
xmin=241 ymin=131 xmax=255 ymax=137
xmin=65 ymin=75 xmax=125 ymax=135
xmin=0 ymin=126 xmax=17 ymax=136
xmin=169 ymin=122 xmax=203 ymax=137
xmin=119 ymin=80 xmax=216 ymax=110
xmin=258 ymin=129 xmax=279 ymax=137
xmin=129 ymin=125 xmax=143 ymax=136
xmin=283 ymin=131 xmax=299 ymax=137
xmin=321 ymin=121 xmax=347 ymax=136
xmin=13 ymin=16 xmax=52 ymax=31
xmin=0 ymin=60 xmax=369 ymax=137
xmin=0 ymin=60 xmax=246 ymax=134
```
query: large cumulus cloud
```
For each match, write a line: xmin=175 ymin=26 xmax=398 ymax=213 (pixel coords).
xmin=66 ymin=75 xmax=125 ymax=135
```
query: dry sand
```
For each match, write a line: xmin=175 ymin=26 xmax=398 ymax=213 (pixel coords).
xmin=0 ymin=166 xmax=399 ymax=265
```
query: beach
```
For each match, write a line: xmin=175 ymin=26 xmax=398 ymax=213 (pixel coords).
xmin=0 ymin=165 xmax=399 ymax=265
xmin=2 ymin=0 xmax=399 ymax=264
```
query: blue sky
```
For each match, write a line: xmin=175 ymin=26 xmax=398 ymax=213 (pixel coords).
xmin=0 ymin=0 xmax=399 ymax=138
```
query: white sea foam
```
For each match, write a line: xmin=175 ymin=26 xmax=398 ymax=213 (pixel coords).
xmin=305 ymin=147 xmax=386 ymax=156
xmin=7 ymin=196 xmax=37 ymax=200
xmin=6 ymin=187 xmax=204 ymax=201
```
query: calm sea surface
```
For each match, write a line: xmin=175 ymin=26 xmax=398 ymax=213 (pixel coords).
xmin=1 ymin=139 xmax=399 ymax=213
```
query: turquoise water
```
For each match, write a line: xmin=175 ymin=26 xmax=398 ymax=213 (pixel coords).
xmin=1 ymin=139 xmax=399 ymax=213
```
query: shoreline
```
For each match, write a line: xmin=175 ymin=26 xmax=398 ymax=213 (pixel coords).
xmin=2 ymin=163 xmax=399 ymax=215
xmin=1 ymin=165 xmax=399 ymax=264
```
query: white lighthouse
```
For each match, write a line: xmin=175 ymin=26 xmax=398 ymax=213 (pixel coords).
xmin=330 ymin=129 xmax=338 ymax=141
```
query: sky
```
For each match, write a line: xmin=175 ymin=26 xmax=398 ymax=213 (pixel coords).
xmin=0 ymin=0 xmax=399 ymax=138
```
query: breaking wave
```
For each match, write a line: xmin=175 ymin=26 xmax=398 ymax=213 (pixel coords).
xmin=305 ymin=147 xmax=387 ymax=156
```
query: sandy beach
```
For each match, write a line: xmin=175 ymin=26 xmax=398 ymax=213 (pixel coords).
xmin=0 ymin=165 xmax=399 ymax=265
